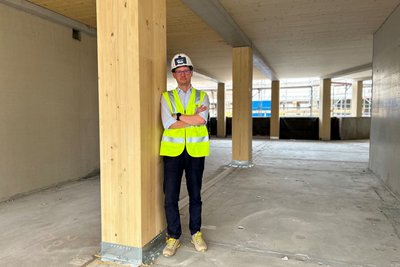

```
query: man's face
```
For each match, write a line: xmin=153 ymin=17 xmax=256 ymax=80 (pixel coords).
xmin=173 ymin=66 xmax=192 ymax=86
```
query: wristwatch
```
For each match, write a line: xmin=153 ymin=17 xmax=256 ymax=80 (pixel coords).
xmin=176 ymin=113 xmax=181 ymax=121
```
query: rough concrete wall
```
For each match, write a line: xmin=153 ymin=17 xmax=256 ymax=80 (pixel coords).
xmin=0 ymin=4 xmax=99 ymax=201
xmin=339 ymin=117 xmax=370 ymax=140
xmin=370 ymin=5 xmax=400 ymax=197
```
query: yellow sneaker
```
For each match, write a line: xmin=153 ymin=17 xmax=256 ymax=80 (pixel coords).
xmin=163 ymin=237 xmax=180 ymax=257
xmin=191 ymin=231 xmax=207 ymax=252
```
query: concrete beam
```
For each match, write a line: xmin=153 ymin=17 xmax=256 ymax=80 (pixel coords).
xmin=322 ymin=63 xmax=372 ymax=79
xmin=354 ymin=76 xmax=372 ymax=81
xmin=167 ymin=64 xmax=220 ymax=83
xmin=253 ymin=50 xmax=278 ymax=81
xmin=193 ymin=70 xmax=220 ymax=83
xmin=181 ymin=0 xmax=278 ymax=80
xmin=0 ymin=0 xmax=96 ymax=36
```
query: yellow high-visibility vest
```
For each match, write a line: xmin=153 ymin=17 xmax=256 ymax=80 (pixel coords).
xmin=160 ymin=88 xmax=210 ymax=157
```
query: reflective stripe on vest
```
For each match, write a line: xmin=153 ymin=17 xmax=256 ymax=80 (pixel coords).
xmin=187 ymin=136 xmax=209 ymax=143
xmin=161 ymin=132 xmax=210 ymax=144
xmin=160 ymin=88 xmax=210 ymax=157
xmin=161 ymin=136 xmax=185 ymax=143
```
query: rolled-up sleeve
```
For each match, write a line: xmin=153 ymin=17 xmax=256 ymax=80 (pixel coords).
xmin=198 ymin=93 xmax=210 ymax=124
xmin=161 ymin=96 xmax=177 ymax=129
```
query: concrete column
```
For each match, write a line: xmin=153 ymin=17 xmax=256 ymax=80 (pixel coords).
xmin=96 ymin=0 xmax=166 ymax=265
xmin=319 ymin=78 xmax=331 ymax=140
xmin=351 ymin=80 xmax=363 ymax=117
xmin=217 ymin=82 xmax=226 ymax=138
xmin=230 ymin=47 xmax=253 ymax=167
xmin=270 ymin=80 xmax=280 ymax=139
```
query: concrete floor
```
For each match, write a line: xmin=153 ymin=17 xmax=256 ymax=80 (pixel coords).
xmin=1 ymin=139 xmax=400 ymax=267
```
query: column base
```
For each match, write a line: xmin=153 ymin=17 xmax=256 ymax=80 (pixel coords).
xmin=229 ymin=160 xmax=254 ymax=168
xmin=270 ymin=136 xmax=279 ymax=140
xmin=101 ymin=230 xmax=166 ymax=266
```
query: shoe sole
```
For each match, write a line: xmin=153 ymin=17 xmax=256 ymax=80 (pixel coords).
xmin=191 ymin=241 xmax=207 ymax=252
xmin=163 ymin=243 xmax=181 ymax=257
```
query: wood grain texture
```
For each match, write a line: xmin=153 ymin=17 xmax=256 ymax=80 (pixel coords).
xmin=97 ymin=0 xmax=166 ymax=248
xmin=232 ymin=47 xmax=252 ymax=161
xmin=28 ymin=0 xmax=96 ymax=27
xmin=217 ymin=83 xmax=226 ymax=138
xmin=352 ymin=81 xmax=363 ymax=117
xmin=319 ymin=78 xmax=332 ymax=140
xmin=270 ymin=80 xmax=280 ymax=138
xmin=27 ymin=0 xmax=399 ymax=79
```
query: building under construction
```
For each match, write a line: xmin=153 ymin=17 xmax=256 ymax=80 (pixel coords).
xmin=1 ymin=1 xmax=400 ymax=266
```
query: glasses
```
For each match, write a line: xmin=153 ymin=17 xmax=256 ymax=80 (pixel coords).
xmin=175 ymin=70 xmax=192 ymax=75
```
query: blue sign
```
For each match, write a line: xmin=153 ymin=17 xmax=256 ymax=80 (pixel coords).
xmin=252 ymin=100 xmax=271 ymax=117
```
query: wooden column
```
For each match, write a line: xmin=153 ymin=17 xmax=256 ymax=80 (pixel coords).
xmin=231 ymin=47 xmax=253 ymax=167
xmin=96 ymin=0 xmax=166 ymax=265
xmin=217 ymin=82 xmax=226 ymax=138
xmin=319 ymin=78 xmax=331 ymax=140
xmin=351 ymin=80 xmax=363 ymax=117
xmin=270 ymin=80 xmax=280 ymax=139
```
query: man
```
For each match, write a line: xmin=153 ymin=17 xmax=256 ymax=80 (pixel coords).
xmin=160 ymin=53 xmax=210 ymax=257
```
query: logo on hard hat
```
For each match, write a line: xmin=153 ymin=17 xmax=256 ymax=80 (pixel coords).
xmin=175 ymin=56 xmax=187 ymax=66
xmin=171 ymin=53 xmax=193 ymax=72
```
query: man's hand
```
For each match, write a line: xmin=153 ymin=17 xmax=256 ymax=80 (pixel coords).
xmin=170 ymin=105 xmax=207 ymax=128
xmin=195 ymin=105 xmax=207 ymax=114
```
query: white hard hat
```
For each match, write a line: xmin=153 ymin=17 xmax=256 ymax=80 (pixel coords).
xmin=171 ymin=53 xmax=193 ymax=72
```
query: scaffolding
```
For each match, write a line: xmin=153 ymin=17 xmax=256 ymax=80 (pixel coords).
xmin=198 ymin=79 xmax=372 ymax=118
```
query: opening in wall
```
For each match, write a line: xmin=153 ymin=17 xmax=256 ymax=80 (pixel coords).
xmin=72 ymin=29 xmax=81 ymax=41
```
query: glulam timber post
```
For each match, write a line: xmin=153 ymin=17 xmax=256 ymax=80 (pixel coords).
xmin=352 ymin=80 xmax=363 ymax=117
xmin=96 ymin=0 xmax=166 ymax=265
xmin=230 ymin=47 xmax=253 ymax=168
xmin=217 ymin=82 xmax=226 ymax=138
xmin=319 ymin=78 xmax=331 ymax=140
xmin=270 ymin=80 xmax=280 ymax=139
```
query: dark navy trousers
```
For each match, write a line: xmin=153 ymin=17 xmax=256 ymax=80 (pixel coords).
xmin=163 ymin=149 xmax=205 ymax=239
